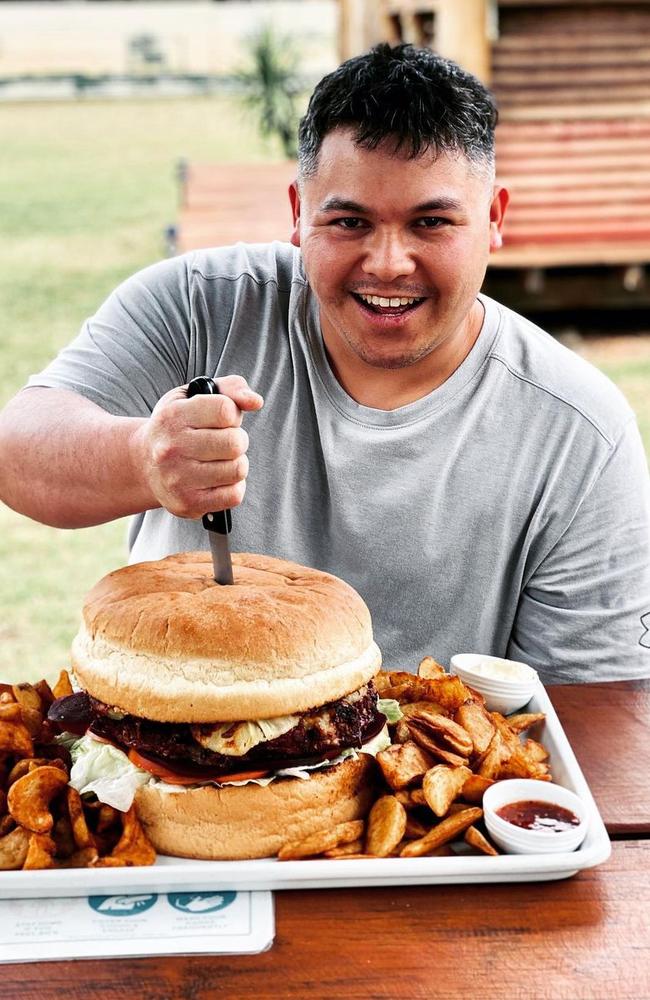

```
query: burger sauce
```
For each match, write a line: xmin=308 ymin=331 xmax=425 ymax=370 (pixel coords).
xmin=496 ymin=800 xmax=580 ymax=833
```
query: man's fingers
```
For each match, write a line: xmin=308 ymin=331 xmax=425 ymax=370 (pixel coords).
xmin=166 ymin=480 xmax=247 ymax=519
xmin=178 ymin=426 xmax=249 ymax=461
xmin=172 ymin=455 xmax=250 ymax=490
xmin=180 ymin=377 xmax=263 ymax=429
xmin=143 ymin=376 xmax=259 ymax=518
xmin=214 ymin=375 xmax=264 ymax=412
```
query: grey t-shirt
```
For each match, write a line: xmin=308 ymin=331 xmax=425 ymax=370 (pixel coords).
xmin=28 ymin=242 xmax=650 ymax=683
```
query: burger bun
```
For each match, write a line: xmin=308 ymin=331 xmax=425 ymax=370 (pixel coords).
xmin=135 ymin=755 xmax=377 ymax=860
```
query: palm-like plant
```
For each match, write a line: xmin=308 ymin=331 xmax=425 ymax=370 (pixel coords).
xmin=236 ymin=24 xmax=301 ymax=160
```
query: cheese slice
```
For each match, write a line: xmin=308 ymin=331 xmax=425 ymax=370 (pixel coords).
xmin=191 ymin=714 xmax=300 ymax=757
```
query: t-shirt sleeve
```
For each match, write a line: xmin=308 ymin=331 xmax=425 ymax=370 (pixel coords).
xmin=25 ymin=256 xmax=193 ymax=417
xmin=508 ymin=418 xmax=650 ymax=682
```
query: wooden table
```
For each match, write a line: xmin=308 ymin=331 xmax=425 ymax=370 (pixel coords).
xmin=3 ymin=680 xmax=649 ymax=1000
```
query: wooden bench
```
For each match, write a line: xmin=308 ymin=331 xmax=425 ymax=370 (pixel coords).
xmin=175 ymin=161 xmax=297 ymax=254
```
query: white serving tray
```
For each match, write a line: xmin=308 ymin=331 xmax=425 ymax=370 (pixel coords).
xmin=0 ymin=683 xmax=611 ymax=898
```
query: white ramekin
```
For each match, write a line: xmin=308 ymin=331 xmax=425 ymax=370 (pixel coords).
xmin=450 ymin=653 xmax=539 ymax=714
xmin=483 ymin=779 xmax=589 ymax=854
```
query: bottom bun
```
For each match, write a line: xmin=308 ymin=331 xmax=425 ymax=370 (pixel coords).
xmin=134 ymin=755 xmax=378 ymax=860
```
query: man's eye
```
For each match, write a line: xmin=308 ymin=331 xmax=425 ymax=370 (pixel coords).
xmin=415 ymin=217 xmax=448 ymax=228
xmin=334 ymin=217 xmax=364 ymax=230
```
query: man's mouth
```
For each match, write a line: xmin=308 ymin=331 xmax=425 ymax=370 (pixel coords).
xmin=352 ymin=292 xmax=426 ymax=316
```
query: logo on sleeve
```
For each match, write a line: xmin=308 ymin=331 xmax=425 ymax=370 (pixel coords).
xmin=640 ymin=612 xmax=650 ymax=649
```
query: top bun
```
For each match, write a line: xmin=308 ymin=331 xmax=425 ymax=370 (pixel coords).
xmin=71 ymin=552 xmax=381 ymax=723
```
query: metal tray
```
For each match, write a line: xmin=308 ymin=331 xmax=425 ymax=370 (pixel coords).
xmin=0 ymin=683 xmax=611 ymax=898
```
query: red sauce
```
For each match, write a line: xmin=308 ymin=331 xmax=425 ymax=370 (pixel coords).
xmin=497 ymin=799 xmax=580 ymax=833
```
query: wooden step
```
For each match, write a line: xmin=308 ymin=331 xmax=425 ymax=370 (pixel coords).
xmin=495 ymin=65 xmax=650 ymax=87
xmin=503 ymin=219 xmax=650 ymax=240
xmin=496 ymin=136 xmax=650 ymax=158
xmin=496 ymin=119 xmax=650 ymax=140
xmin=489 ymin=243 xmax=650 ymax=267
xmin=496 ymin=152 xmax=650 ymax=174
xmin=501 ymin=187 xmax=650 ymax=208
xmin=493 ymin=47 xmax=650 ymax=69
xmin=495 ymin=32 xmax=650 ymax=52
xmin=497 ymin=169 xmax=650 ymax=190
xmin=499 ymin=102 xmax=650 ymax=121
xmin=496 ymin=84 xmax=650 ymax=104
xmin=506 ymin=204 xmax=650 ymax=223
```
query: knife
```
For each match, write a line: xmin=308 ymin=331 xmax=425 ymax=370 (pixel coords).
xmin=186 ymin=376 xmax=235 ymax=585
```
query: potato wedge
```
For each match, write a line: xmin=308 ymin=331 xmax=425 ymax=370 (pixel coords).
xmin=376 ymin=740 xmax=434 ymax=790
xmin=365 ymin=796 xmax=407 ymax=857
xmin=506 ymin=712 xmax=545 ymax=734
xmin=417 ymin=657 xmax=447 ymax=679
xmin=400 ymin=808 xmax=483 ymax=857
xmin=278 ymin=820 xmax=365 ymax=861
xmin=454 ymin=701 xmax=496 ymax=755
xmin=465 ymin=825 xmax=498 ymax=856
xmin=422 ymin=764 xmax=472 ymax=817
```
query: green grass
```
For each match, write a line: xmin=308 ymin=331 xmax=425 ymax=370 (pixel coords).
xmin=0 ymin=96 xmax=284 ymax=683
xmin=0 ymin=97 xmax=648 ymax=684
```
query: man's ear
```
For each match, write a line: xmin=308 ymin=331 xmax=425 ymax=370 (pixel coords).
xmin=289 ymin=181 xmax=301 ymax=247
xmin=489 ymin=186 xmax=509 ymax=252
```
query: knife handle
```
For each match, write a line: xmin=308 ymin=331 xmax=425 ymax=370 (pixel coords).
xmin=186 ymin=376 xmax=233 ymax=535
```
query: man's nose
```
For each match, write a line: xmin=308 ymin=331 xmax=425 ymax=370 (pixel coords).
xmin=361 ymin=229 xmax=416 ymax=282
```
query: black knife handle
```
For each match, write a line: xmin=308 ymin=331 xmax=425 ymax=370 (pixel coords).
xmin=186 ymin=376 xmax=232 ymax=535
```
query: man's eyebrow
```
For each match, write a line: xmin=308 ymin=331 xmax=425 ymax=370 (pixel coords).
xmin=412 ymin=198 xmax=464 ymax=212
xmin=319 ymin=197 xmax=368 ymax=213
xmin=318 ymin=196 xmax=464 ymax=213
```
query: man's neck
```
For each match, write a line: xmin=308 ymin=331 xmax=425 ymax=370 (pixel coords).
xmin=323 ymin=299 xmax=486 ymax=411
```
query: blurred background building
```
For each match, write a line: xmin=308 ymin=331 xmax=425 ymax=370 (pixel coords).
xmin=340 ymin=1 xmax=650 ymax=324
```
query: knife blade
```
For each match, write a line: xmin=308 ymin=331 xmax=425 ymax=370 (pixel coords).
xmin=186 ymin=376 xmax=234 ymax=585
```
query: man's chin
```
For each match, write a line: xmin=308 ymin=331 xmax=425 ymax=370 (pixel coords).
xmin=343 ymin=336 xmax=436 ymax=372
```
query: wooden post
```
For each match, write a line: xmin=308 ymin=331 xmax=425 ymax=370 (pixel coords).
xmin=434 ymin=0 xmax=491 ymax=83
xmin=339 ymin=0 xmax=385 ymax=61
xmin=337 ymin=0 xmax=491 ymax=82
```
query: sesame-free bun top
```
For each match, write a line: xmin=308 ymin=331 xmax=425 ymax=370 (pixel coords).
xmin=71 ymin=552 xmax=381 ymax=723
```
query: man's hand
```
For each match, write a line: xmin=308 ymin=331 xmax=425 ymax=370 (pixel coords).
xmin=133 ymin=375 xmax=263 ymax=519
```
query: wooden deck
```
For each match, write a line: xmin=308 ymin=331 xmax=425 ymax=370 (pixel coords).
xmin=175 ymin=162 xmax=296 ymax=254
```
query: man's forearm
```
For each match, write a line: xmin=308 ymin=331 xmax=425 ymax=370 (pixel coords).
xmin=0 ymin=388 xmax=156 ymax=527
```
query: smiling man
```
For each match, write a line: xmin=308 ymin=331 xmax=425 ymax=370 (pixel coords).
xmin=0 ymin=44 xmax=648 ymax=683
xmin=289 ymin=127 xmax=507 ymax=406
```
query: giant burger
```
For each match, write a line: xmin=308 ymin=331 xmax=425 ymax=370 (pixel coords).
xmin=48 ymin=552 xmax=388 ymax=860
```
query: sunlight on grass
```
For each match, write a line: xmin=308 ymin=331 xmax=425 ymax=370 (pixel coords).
xmin=0 ymin=95 xmax=285 ymax=681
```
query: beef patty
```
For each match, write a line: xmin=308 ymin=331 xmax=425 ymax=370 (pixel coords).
xmin=48 ymin=682 xmax=384 ymax=776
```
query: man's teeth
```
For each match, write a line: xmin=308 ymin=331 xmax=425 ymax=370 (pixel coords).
xmin=359 ymin=294 xmax=419 ymax=307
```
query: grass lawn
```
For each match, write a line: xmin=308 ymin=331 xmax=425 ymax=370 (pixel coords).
xmin=0 ymin=96 xmax=284 ymax=682
xmin=0 ymin=97 xmax=648 ymax=684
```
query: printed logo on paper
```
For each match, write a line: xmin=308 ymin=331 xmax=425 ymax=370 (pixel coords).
xmin=640 ymin=611 xmax=650 ymax=649
xmin=167 ymin=891 xmax=236 ymax=913
xmin=88 ymin=894 xmax=158 ymax=915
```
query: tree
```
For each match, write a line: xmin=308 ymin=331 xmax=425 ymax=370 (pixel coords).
xmin=236 ymin=24 xmax=301 ymax=160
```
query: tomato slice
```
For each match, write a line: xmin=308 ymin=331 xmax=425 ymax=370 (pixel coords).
xmin=127 ymin=749 xmax=269 ymax=786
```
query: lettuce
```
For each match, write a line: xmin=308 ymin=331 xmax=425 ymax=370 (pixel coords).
xmin=65 ymin=722 xmax=393 ymax=808
xmin=377 ymin=698 xmax=403 ymax=723
xmin=68 ymin=735 xmax=150 ymax=812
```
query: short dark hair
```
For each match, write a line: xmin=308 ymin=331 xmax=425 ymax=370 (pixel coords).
xmin=298 ymin=43 xmax=498 ymax=177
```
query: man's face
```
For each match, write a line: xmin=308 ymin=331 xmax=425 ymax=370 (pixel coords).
xmin=290 ymin=128 xmax=506 ymax=380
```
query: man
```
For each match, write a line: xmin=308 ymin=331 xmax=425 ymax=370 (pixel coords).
xmin=0 ymin=44 xmax=648 ymax=682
